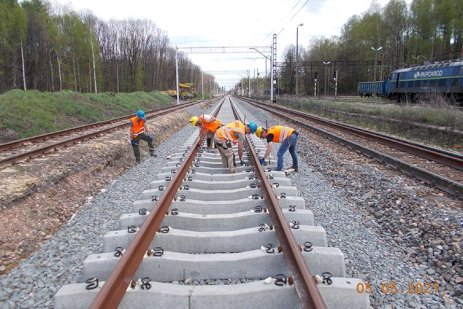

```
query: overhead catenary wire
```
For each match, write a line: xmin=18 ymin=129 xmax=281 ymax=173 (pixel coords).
xmin=277 ymin=0 xmax=311 ymax=35
xmin=262 ymin=0 xmax=311 ymax=43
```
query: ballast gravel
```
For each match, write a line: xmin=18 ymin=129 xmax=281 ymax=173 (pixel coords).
xmin=1 ymin=98 xmax=462 ymax=309
xmin=238 ymin=99 xmax=462 ymax=309
xmin=0 ymin=104 xmax=204 ymax=309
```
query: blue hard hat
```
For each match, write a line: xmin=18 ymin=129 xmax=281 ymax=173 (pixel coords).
xmin=136 ymin=110 xmax=145 ymax=118
xmin=247 ymin=122 xmax=257 ymax=134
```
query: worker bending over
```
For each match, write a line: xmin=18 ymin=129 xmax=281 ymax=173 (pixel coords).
xmin=129 ymin=110 xmax=156 ymax=164
xmin=189 ymin=115 xmax=222 ymax=150
xmin=214 ymin=120 xmax=257 ymax=173
xmin=255 ymin=125 xmax=299 ymax=172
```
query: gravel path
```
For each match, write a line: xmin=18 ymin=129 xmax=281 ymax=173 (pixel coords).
xmin=1 ymin=98 xmax=462 ymax=309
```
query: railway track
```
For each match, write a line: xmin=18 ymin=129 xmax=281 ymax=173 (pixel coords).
xmin=0 ymin=101 xmax=202 ymax=169
xmin=54 ymin=97 xmax=369 ymax=308
xmin=242 ymin=98 xmax=463 ymax=199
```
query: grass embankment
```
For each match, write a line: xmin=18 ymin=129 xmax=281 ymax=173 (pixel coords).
xmin=275 ymin=96 xmax=463 ymax=150
xmin=0 ymin=90 xmax=173 ymax=142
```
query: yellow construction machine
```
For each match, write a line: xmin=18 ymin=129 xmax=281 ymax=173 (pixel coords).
xmin=162 ymin=83 xmax=196 ymax=100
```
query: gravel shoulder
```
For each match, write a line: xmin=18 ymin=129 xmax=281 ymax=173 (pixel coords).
xmin=240 ymin=100 xmax=463 ymax=308
xmin=0 ymin=103 xmax=211 ymax=308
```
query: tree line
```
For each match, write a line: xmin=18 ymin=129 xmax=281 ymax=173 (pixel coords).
xmin=269 ymin=0 xmax=463 ymax=96
xmin=0 ymin=0 xmax=215 ymax=94
xmin=2 ymin=0 xmax=461 ymax=96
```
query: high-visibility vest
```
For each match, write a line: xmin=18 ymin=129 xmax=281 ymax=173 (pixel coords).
xmin=267 ymin=125 xmax=294 ymax=143
xmin=130 ymin=116 xmax=145 ymax=138
xmin=199 ymin=115 xmax=222 ymax=134
xmin=216 ymin=120 xmax=245 ymax=141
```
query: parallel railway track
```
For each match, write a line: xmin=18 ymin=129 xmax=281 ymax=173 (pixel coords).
xmin=242 ymin=98 xmax=463 ymax=199
xmin=0 ymin=101 xmax=202 ymax=169
xmin=54 ymin=96 xmax=369 ymax=308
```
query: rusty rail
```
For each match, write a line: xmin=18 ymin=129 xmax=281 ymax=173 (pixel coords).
xmin=231 ymin=101 xmax=327 ymax=309
xmin=90 ymin=139 xmax=201 ymax=308
xmin=0 ymin=101 xmax=201 ymax=152
xmin=90 ymin=97 xmax=224 ymax=308
xmin=243 ymin=98 xmax=463 ymax=199
xmin=243 ymin=98 xmax=463 ymax=170
xmin=0 ymin=101 xmax=202 ymax=168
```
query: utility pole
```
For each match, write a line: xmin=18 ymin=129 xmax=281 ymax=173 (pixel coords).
xmin=323 ymin=61 xmax=330 ymax=96
xmin=175 ymin=47 xmax=180 ymax=105
xmin=248 ymin=70 xmax=251 ymax=98
xmin=90 ymin=38 xmax=97 ymax=94
xmin=201 ymin=72 xmax=204 ymax=100
xmin=314 ymin=76 xmax=317 ymax=98
xmin=371 ymin=46 xmax=383 ymax=81
xmin=313 ymin=72 xmax=318 ymax=98
xmin=296 ymin=23 xmax=303 ymax=96
xmin=270 ymin=34 xmax=277 ymax=103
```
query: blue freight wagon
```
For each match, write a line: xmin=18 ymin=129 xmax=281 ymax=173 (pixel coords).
xmin=357 ymin=81 xmax=384 ymax=97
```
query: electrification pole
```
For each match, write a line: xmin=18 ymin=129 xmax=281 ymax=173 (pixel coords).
xmin=270 ymin=34 xmax=277 ymax=103
xmin=295 ymin=23 xmax=303 ymax=96
xmin=175 ymin=47 xmax=180 ymax=105
xmin=371 ymin=46 xmax=383 ymax=81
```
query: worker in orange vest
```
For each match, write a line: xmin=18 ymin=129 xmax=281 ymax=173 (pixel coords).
xmin=129 ymin=110 xmax=156 ymax=164
xmin=255 ymin=125 xmax=299 ymax=172
xmin=189 ymin=114 xmax=222 ymax=150
xmin=213 ymin=120 xmax=257 ymax=173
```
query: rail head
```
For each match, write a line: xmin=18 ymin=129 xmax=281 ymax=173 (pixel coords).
xmin=230 ymin=99 xmax=327 ymax=309
xmin=241 ymin=97 xmax=463 ymax=198
xmin=0 ymin=101 xmax=204 ymax=168
xmin=89 ymin=138 xmax=201 ymax=308
xmin=245 ymin=135 xmax=327 ymax=309
xmin=89 ymin=97 xmax=224 ymax=308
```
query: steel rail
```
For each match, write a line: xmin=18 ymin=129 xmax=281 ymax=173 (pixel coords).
xmin=0 ymin=101 xmax=201 ymax=168
xmin=244 ymin=98 xmax=463 ymax=170
xmin=230 ymin=101 xmax=327 ymax=309
xmin=90 ymin=138 xmax=201 ymax=308
xmin=242 ymin=98 xmax=463 ymax=199
xmin=90 ymin=98 xmax=224 ymax=308
xmin=0 ymin=101 xmax=201 ymax=152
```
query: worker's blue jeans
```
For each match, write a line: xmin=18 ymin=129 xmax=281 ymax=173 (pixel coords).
xmin=276 ymin=134 xmax=298 ymax=171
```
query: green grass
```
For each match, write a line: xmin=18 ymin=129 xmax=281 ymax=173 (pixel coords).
xmin=277 ymin=96 xmax=463 ymax=131
xmin=273 ymin=95 xmax=463 ymax=149
xmin=0 ymin=89 xmax=174 ymax=140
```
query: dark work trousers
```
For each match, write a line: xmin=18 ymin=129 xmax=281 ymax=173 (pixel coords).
xmin=132 ymin=133 xmax=155 ymax=163
xmin=213 ymin=136 xmax=235 ymax=172
xmin=205 ymin=131 xmax=220 ymax=149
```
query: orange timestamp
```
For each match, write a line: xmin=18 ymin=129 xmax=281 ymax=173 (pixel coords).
xmin=356 ymin=281 xmax=439 ymax=295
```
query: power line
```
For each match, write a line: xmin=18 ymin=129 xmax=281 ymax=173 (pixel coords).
xmin=262 ymin=0 xmax=306 ymax=43
xmin=279 ymin=0 xmax=304 ymax=28
xmin=178 ymin=46 xmax=271 ymax=54
xmin=276 ymin=0 xmax=310 ymax=36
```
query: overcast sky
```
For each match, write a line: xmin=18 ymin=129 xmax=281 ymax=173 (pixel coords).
xmin=51 ymin=0 xmax=407 ymax=90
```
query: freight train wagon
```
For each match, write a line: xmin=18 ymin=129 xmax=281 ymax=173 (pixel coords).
xmin=357 ymin=81 xmax=384 ymax=97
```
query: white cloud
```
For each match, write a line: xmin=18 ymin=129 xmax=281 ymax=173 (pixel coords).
xmin=52 ymin=0 xmax=410 ymax=89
